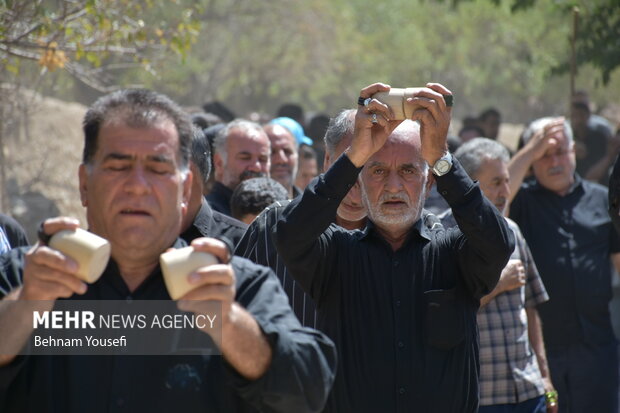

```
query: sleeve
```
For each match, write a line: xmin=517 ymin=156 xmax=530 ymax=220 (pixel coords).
xmin=514 ymin=226 xmax=549 ymax=307
xmin=235 ymin=202 xmax=288 ymax=270
xmin=0 ymin=215 xmax=29 ymax=249
xmin=435 ymin=158 xmax=516 ymax=299
xmin=0 ymin=248 xmax=29 ymax=406
xmin=0 ymin=247 xmax=27 ymax=298
xmin=274 ymin=154 xmax=361 ymax=302
xmin=226 ymin=259 xmax=337 ymax=413
xmin=608 ymin=153 xmax=620 ymax=235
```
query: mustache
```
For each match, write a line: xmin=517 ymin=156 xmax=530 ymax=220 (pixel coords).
xmin=547 ymin=166 xmax=564 ymax=175
xmin=239 ymin=170 xmax=267 ymax=181
xmin=380 ymin=192 xmax=410 ymax=204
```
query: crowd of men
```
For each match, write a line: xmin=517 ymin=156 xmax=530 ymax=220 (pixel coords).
xmin=0 ymin=83 xmax=619 ymax=413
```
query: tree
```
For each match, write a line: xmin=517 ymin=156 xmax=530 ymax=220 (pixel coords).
xmin=445 ymin=0 xmax=620 ymax=86
xmin=0 ymin=0 xmax=202 ymax=210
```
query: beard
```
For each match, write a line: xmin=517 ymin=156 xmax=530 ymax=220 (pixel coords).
xmin=361 ymin=185 xmax=427 ymax=230
xmin=239 ymin=170 xmax=267 ymax=182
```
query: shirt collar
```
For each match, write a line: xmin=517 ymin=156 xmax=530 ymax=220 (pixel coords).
xmin=192 ymin=199 xmax=214 ymax=236
xmin=532 ymin=172 xmax=583 ymax=197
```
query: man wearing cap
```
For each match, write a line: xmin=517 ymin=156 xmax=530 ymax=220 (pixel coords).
xmin=206 ymin=120 xmax=271 ymax=216
xmin=270 ymin=117 xmax=314 ymax=148
xmin=0 ymin=89 xmax=336 ymax=412
xmin=263 ymin=122 xmax=301 ymax=198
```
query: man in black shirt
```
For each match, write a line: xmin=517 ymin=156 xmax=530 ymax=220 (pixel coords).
xmin=274 ymin=82 xmax=515 ymax=413
xmin=508 ymin=116 xmax=620 ymax=412
xmin=206 ymin=120 xmax=271 ymax=216
xmin=0 ymin=89 xmax=336 ymax=413
xmin=181 ymin=126 xmax=247 ymax=246
xmin=236 ymin=109 xmax=367 ymax=328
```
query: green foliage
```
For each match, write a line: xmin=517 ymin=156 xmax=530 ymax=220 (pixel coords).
xmin=1 ymin=0 xmax=618 ymax=125
xmin=0 ymin=0 xmax=202 ymax=90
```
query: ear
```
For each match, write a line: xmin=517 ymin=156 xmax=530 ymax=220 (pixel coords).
xmin=213 ymin=153 xmax=224 ymax=180
xmin=181 ymin=169 xmax=193 ymax=215
xmin=78 ymin=164 xmax=89 ymax=207
xmin=323 ymin=153 xmax=331 ymax=172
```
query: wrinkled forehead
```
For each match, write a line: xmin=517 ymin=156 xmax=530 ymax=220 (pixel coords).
xmin=369 ymin=121 xmax=423 ymax=165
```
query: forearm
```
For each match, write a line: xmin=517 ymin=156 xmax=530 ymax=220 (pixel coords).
xmin=274 ymin=154 xmax=360 ymax=297
xmin=585 ymin=154 xmax=615 ymax=182
xmin=526 ymin=307 xmax=550 ymax=378
xmin=479 ymin=285 xmax=503 ymax=307
xmin=220 ymin=303 xmax=272 ymax=380
xmin=507 ymin=148 xmax=536 ymax=204
xmin=438 ymin=159 xmax=515 ymax=296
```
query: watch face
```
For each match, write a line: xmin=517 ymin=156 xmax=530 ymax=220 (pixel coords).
xmin=436 ymin=160 xmax=450 ymax=174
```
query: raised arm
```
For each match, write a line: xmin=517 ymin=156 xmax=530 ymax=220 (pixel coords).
xmin=508 ymin=118 xmax=565 ymax=204
xmin=274 ymin=83 xmax=401 ymax=301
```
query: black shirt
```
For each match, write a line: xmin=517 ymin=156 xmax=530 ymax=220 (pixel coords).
xmin=236 ymin=200 xmax=318 ymax=328
xmin=0 ymin=214 xmax=29 ymax=251
xmin=274 ymin=154 xmax=515 ymax=413
xmin=0 ymin=240 xmax=337 ymax=413
xmin=206 ymin=182 xmax=234 ymax=217
xmin=510 ymin=174 xmax=620 ymax=350
xmin=181 ymin=199 xmax=248 ymax=247
xmin=574 ymin=125 xmax=609 ymax=185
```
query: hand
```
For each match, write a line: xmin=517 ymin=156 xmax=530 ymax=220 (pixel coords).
xmin=348 ymin=82 xmax=401 ymax=167
xmin=19 ymin=217 xmax=87 ymax=301
xmin=408 ymin=83 xmax=453 ymax=166
xmin=177 ymin=238 xmax=236 ymax=336
xmin=542 ymin=377 xmax=558 ymax=413
xmin=526 ymin=117 xmax=565 ymax=162
xmin=497 ymin=259 xmax=526 ymax=293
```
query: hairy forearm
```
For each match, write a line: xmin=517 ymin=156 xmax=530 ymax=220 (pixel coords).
xmin=220 ymin=303 xmax=272 ymax=381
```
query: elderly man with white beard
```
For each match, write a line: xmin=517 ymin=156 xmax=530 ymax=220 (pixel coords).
xmin=274 ymin=82 xmax=515 ymax=413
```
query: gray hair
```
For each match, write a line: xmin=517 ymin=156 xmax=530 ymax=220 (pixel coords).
xmin=521 ymin=117 xmax=573 ymax=146
xmin=324 ymin=109 xmax=355 ymax=155
xmin=454 ymin=137 xmax=510 ymax=179
xmin=212 ymin=119 xmax=265 ymax=162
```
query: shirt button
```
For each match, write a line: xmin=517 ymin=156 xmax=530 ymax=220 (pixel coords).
xmin=399 ymin=387 xmax=405 ymax=395
xmin=393 ymin=260 xmax=399 ymax=268
xmin=116 ymin=397 xmax=125 ymax=407
xmin=126 ymin=296 xmax=133 ymax=303
xmin=395 ymin=300 xmax=401 ymax=308
xmin=398 ymin=341 xmax=404 ymax=349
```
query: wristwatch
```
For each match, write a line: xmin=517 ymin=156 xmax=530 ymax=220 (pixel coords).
xmin=431 ymin=152 xmax=453 ymax=176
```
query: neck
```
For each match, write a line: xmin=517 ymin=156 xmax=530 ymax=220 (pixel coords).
xmin=182 ymin=197 xmax=202 ymax=232
xmin=375 ymin=224 xmax=410 ymax=251
xmin=112 ymin=251 xmax=160 ymax=293
xmin=335 ymin=215 xmax=366 ymax=231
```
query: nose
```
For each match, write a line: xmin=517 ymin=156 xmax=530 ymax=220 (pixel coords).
xmin=124 ymin=166 xmax=151 ymax=194
xmin=499 ymin=180 xmax=511 ymax=199
xmin=384 ymin=171 xmax=403 ymax=193
xmin=246 ymin=158 xmax=262 ymax=172
xmin=272 ymin=149 xmax=286 ymax=165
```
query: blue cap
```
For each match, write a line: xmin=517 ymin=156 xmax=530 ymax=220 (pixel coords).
xmin=269 ymin=117 xmax=313 ymax=146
